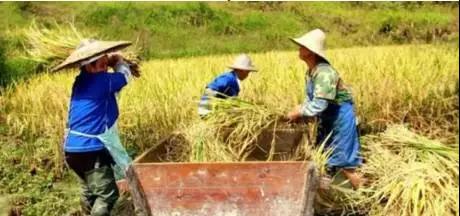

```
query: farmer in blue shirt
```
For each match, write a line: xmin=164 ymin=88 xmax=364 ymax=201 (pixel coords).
xmin=198 ymin=54 xmax=257 ymax=116
xmin=53 ymin=39 xmax=139 ymax=215
xmin=286 ymin=29 xmax=363 ymax=189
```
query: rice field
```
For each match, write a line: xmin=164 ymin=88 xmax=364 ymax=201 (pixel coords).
xmin=2 ymin=43 xmax=458 ymax=145
xmin=0 ymin=43 xmax=458 ymax=215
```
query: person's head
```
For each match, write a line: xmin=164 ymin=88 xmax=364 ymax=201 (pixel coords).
xmin=234 ymin=69 xmax=251 ymax=80
xmin=298 ymin=46 xmax=327 ymax=65
xmin=52 ymin=38 xmax=132 ymax=72
xmin=228 ymin=54 xmax=257 ymax=80
xmin=298 ymin=46 xmax=315 ymax=63
xmin=81 ymin=54 xmax=109 ymax=73
xmin=290 ymin=29 xmax=329 ymax=67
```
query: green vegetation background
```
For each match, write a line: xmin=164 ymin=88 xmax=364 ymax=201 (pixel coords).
xmin=0 ymin=2 xmax=458 ymax=86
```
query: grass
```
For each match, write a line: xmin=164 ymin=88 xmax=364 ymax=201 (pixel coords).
xmin=1 ymin=2 xmax=458 ymax=60
xmin=0 ymin=195 xmax=9 ymax=216
xmin=0 ymin=2 xmax=458 ymax=87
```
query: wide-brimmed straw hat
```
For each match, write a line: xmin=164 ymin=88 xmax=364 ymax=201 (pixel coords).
xmin=52 ymin=39 xmax=132 ymax=72
xmin=228 ymin=54 xmax=257 ymax=72
xmin=290 ymin=29 xmax=328 ymax=62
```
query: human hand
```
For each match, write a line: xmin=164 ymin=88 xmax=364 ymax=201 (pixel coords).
xmin=286 ymin=105 xmax=302 ymax=122
xmin=125 ymin=58 xmax=141 ymax=78
xmin=108 ymin=52 xmax=124 ymax=68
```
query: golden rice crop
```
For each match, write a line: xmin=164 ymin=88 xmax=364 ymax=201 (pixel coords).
xmin=2 ymin=25 xmax=459 ymax=214
xmin=1 ymin=25 xmax=458 ymax=215
xmin=0 ymin=19 xmax=458 ymax=216
xmin=1 ymin=44 xmax=458 ymax=172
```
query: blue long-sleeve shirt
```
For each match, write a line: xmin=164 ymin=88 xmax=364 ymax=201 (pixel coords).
xmin=205 ymin=71 xmax=240 ymax=98
xmin=65 ymin=63 xmax=131 ymax=152
xmin=198 ymin=71 xmax=240 ymax=115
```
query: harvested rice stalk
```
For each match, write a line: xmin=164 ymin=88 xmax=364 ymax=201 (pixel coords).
xmin=206 ymin=98 xmax=276 ymax=155
xmin=356 ymin=125 xmax=459 ymax=216
xmin=23 ymin=21 xmax=140 ymax=70
xmin=315 ymin=125 xmax=459 ymax=216
xmin=205 ymin=97 xmax=288 ymax=160
xmin=24 ymin=21 xmax=92 ymax=64
xmin=182 ymin=96 xmax=318 ymax=162
xmin=183 ymin=121 xmax=237 ymax=162
xmin=312 ymin=133 xmax=367 ymax=215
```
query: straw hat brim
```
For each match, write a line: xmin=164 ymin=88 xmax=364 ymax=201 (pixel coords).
xmin=52 ymin=41 xmax=132 ymax=72
xmin=289 ymin=37 xmax=328 ymax=62
xmin=228 ymin=65 xmax=258 ymax=72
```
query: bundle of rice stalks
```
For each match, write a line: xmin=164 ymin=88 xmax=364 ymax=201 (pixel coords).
xmin=167 ymin=97 xmax=319 ymax=162
xmin=354 ymin=125 xmax=459 ymax=216
xmin=23 ymin=21 xmax=140 ymax=70
xmin=24 ymin=21 xmax=93 ymax=65
xmin=183 ymin=121 xmax=237 ymax=162
xmin=309 ymin=132 xmax=367 ymax=215
xmin=313 ymin=125 xmax=459 ymax=216
xmin=203 ymin=97 xmax=300 ymax=160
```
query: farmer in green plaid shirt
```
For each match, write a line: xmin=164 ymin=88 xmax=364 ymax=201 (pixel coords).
xmin=287 ymin=29 xmax=363 ymax=189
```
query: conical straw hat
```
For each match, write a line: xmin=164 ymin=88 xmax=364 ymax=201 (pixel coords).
xmin=290 ymin=29 xmax=328 ymax=62
xmin=52 ymin=39 xmax=131 ymax=72
xmin=228 ymin=54 xmax=257 ymax=72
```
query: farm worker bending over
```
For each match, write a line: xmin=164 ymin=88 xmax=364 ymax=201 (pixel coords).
xmin=198 ymin=54 xmax=257 ymax=117
xmin=53 ymin=39 xmax=139 ymax=216
xmin=286 ymin=29 xmax=363 ymax=189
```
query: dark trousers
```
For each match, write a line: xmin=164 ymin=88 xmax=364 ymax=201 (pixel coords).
xmin=65 ymin=149 xmax=119 ymax=216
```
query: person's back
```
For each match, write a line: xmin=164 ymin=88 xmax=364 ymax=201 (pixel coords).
xmin=65 ymin=70 xmax=127 ymax=152
xmin=198 ymin=71 xmax=240 ymax=116
xmin=205 ymin=71 xmax=240 ymax=98
xmin=198 ymin=54 xmax=257 ymax=117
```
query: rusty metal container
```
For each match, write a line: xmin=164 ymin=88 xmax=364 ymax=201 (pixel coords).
xmin=119 ymin=125 xmax=319 ymax=216
xmin=135 ymin=126 xmax=311 ymax=163
xmin=126 ymin=161 xmax=318 ymax=216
